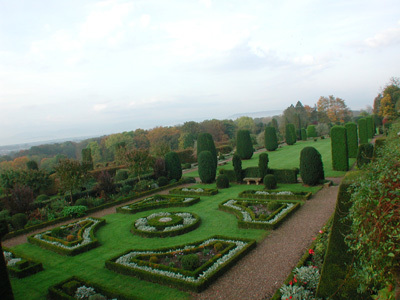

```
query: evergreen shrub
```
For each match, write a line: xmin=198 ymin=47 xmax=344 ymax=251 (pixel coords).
xmin=299 ymin=147 xmax=324 ymax=186
xmin=219 ymin=169 xmax=236 ymax=182
xmin=197 ymin=133 xmax=217 ymax=168
xmin=307 ymin=125 xmax=317 ymax=138
xmin=175 ymin=148 xmax=196 ymax=164
xmin=301 ymin=128 xmax=307 ymax=141
xmin=164 ymin=152 xmax=182 ymax=181
xmin=358 ymin=118 xmax=368 ymax=144
xmin=264 ymin=127 xmax=278 ymax=151
xmin=11 ymin=213 xmax=28 ymax=230
xmin=270 ymin=169 xmax=299 ymax=183
xmin=243 ymin=167 xmax=260 ymax=178
xmin=258 ymin=153 xmax=269 ymax=180
xmin=366 ymin=116 xmax=374 ymax=139
xmin=330 ymin=126 xmax=349 ymax=171
xmin=157 ymin=176 xmax=169 ymax=187
xmin=232 ymin=154 xmax=242 ymax=182
xmin=236 ymin=130 xmax=254 ymax=159
xmin=285 ymin=124 xmax=296 ymax=145
xmin=216 ymin=174 xmax=229 ymax=189
xmin=198 ymin=151 xmax=216 ymax=183
xmin=181 ymin=254 xmax=200 ymax=271
xmin=264 ymin=174 xmax=277 ymax=189
xmin=345 ymin=122 xmax=358 ymax=158
xmin=356 ymin=143 xmax=374 ymax=168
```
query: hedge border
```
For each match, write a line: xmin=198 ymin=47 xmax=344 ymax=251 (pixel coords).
xmin=105 ymin=235 xmax=256 ymax=293
xmin=116 ymin=195 xmax=200 ymax=214
xmin=169 ymin=187 xmax=218 ymax=196
xmin=130 ymin=212 xmax=201 ymax=238
xmin=238 ymin=190 xmax=312 ymax=200
xmin=3 ymin=247 xmax=43 ymax=278
xmin=27 ymin=217 xmax=106 ymax=256
xmin=47 ymin=276 xmax=139 ymax=300
xmin=219 ymin=199 xmax=301 ymax=229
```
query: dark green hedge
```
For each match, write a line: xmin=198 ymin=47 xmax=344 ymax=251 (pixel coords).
xmin=197 ymin=132 xmax=217 ymax=168
xmin=243 ymin=167 xmax=260 ymax=178
xmin=285 ymin=123 xmax=296 ymax=145
xmin=236 ymin=130 xmax=254 ymax=159
xmin=232 ymin=154 xmax=242 ymax=182
xmin=105 ymin=235 xmax=256 ymax=292
xmin=300 ymin=147 xmax=324 ymax=186
xmin=356 ymin=143 xmax=374 ymax=168
xmin=330 ymin=126 xmax=349 ymax=171
xmin=301 ymin=128 xmax=307 ymax=141
xmin=307 ymin=125 xmax=317 ymax=138
xmin=165 ymin=151 xmax=182 ymax=181
xmin=218 ymin=169 xmax=236 ymax=182
xmin=198 ymin=150 xmax=216 ymax=183
xmin=175 ymin=148 xmax=196 ymax=164
xmin=357 ymin=118 xmax=368 ymax=144
xmin=48 ymin=276 xmax=138 ymax=300
xmin=258 ymin=153 xmax=269 ymax=180
xmin=366 ymin=116 xmax=374 ymax=139
xmin=345 ymin=122 xmax=358 ymax=158
xmin=4 ymin=247 xmax=43 ymax=278
xmin=238 ymin=190 xmax=312 ymax=200
xmin=169 ymin=187 xmax=218 ymax=196
xmin=270 ymin=168 xmax=299 ymax=183
xmin=264 ymin=126 xmax=278 ymax=151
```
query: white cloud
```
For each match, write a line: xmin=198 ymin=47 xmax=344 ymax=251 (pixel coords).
xmin=93 ymin=104 xmax=108 ymax=112
xmin=365 ymin=23 xmax=400 ymax=48
xmin=140 ymin=14 xmax=151 ymax=28
xmin=199 ymin=0 xmax=212 ymax=8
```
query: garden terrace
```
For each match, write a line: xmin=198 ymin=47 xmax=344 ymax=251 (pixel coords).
xmin=219 ymin=199 xmax=301 ymax=229
xmin=3 ymin=248 xmax=43 ymax=278
xmin=116 ymin=194 xmax=200 ymax=214
xmin=238 ymin=190 xmax=312 ymax=200
xmin=169 ymin=187 xmax=218 ymax=196
xmin=105 ymin=236 xmax=256 ymax=292
xmin=27 ymin=217 xmax=105 ymax=256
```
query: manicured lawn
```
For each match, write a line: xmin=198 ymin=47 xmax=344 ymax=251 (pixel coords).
xmin=184 ymin=138 xmax=356 ymax=178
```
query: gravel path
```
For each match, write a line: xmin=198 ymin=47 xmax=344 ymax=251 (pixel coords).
xmin=193 ymin=177 xmax=341 ymax=300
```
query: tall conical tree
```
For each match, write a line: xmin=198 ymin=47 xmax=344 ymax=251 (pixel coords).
xmin=331 ymin=126 xmax=349 ymax=171
xmin=164 ymin=151 xmax=182 ymax=181
xmin=345 ymin=122 xmax=358 ymax=158
xmin=197 ymin=133 xmax=217 ymax=168
xmin=198 ymin=151 xmax=216 ymax=183
xmin=236 ymin=129 xmax=254 ymax=159
xmin=264 ymin=127 xmax=278 ymax=151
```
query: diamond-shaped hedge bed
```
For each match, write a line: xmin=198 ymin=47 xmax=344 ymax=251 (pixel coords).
xmin=106 ymin=236 xmax=256 ymax=292
xmin=27 ymin=217 xmax=105 ymax=256
xmin=219 ymin=199 xmax=301 ymax=229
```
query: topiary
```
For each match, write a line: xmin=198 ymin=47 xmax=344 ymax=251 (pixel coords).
xmin=345 ymin=122 xmax=358 ymax=158
xmin=198 ymin=151 xmax=216 ymax=183
xmin=301 ymin=128 xmax=307 ymax=141
xmin=285 ymin=123 xmax=296 ymax=145
xmin=258 ymin=153 xmax=269 ymax=180
xmin=181 ymin=254 xmax=200 ymax=271
xmin=197 ymin=132 xmax=217 ymax=168
xmin=157 ymin=176 xmax=169 ymax=187
xmin=236 ymin=130 xmax=254 ymax=159
xmin=216 ymin=174 xmax=229 ymax=189
xmin=115 ymin=169 xmax=129 ymax=182
xmin=356 ymin=143 xmax=374 ymax=168
xmin=164 ymin=151 xmax=182 ymax=181
xmin=307 ymin=125 xmax=317 ymax=138
xmin=366 ymin=115 xmax=374 ymax=139
xmin=263 ymin=174 xmax=277 ymax=189
xmin=300 ymin=146 xmax=325 ymax=186
xmin=330 ymin=126 xmax=349 ymax=171
xmin=357 ymin=118 xmax=368 ymax=144
xmin=232 ymin=153 xmax=242 ymax=183
xmin=264 ymin=126 xmax=278 ymax=151
xmin=10 ymin=213 xmax=28 ymax=230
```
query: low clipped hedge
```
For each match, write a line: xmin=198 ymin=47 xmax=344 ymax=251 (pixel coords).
xmin=243 ymin=167 xmax=260 ymax=178
xmin=169 ymin=187 xmax=218 ymax=196
xmin=105 ymin=235 xmax=256 ymax=293
xmin=130 ymin=212 xmax=201 ymax=238
xmin=270 ymin=168 xmax=299 ymax=183
xmin=3 ymin=248 xmax=43 ymax=278
xmin=48 ymin=276 xmax=138 ymax=300
xmin=219 ymin=199 xmax=301 ymax=229
xmin=219 ymin=169 xmax=236 ymax=182
xmin=238 ymin=190 xmax=312 ymax=200
xmin=27 ymin=218 xmax=106 ymax=256
xmin=116 ymin=195 xmax=200 ymax=214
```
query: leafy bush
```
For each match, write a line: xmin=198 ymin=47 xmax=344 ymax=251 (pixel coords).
xmin=300 ymin=147 xmax=324 ymax=186
xmin=264 ymin=126 xmax=278 ymax=151
xmin=356 ymin=143 xmax=374 ymax=168
xmin=216 ymin=174 xmax=229 ymax=189
xmin=157 ymin=176 xmax=169 ymax=187
xmin=75 ymin=198 xmax=88 ymax=207
xmin=236 ymin=130 xmax=254 ymax=159
xmin=197 ymin=133 xmax=217 ymax=168
xmin=115 ymin=169 xmax=129 ymax=182
xmin=258 ymin=153 xmax=269 ymax=180
xmin=153 ymin=158 xmax=166 ymax=179
xmin=232 ymin=154 xmax=242 ymax=183
xmin=345 ymin=122 xmax=358 ymax=158
xmin=35 ymin=194 xmax=49 ymax=202
xmin=181 ymin=254 xmax=200 ymax=271
xmin=164 ymin=151 xmax=182 ymax=181
xmin=263 ymin=174 xmax=277 ymax=189
xmin=11 ymin=213 xmax=28 ymax=230
xmin=358 ymin=118 xmax=368 ymax=144
xmin=95 ymin=171 xmax=115 ymax=195
xmin=198 ymin=151 xmax=216 ymax=183
xmin=330 ymin=126 xmax=349 ymax=171
xmin=62 ymin=206 xmax=87 ymax=218
xmin=285 ymin=124 xmax=296 ymax=145
xmin=307 ymin=125 xmax=317 ymax=138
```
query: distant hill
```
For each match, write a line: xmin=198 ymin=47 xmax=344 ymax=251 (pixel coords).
xmin=229 ymin=110 xmax=283 ymax=119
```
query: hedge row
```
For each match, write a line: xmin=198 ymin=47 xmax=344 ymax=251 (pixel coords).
xmin=345 ymin=122 xmax=358 ymax=158
xmin=4 ymin=247 xmax=43 ymax=278
xmin=169 ymin=187 xmax=218 ymax=196
xmin=219 ymin=199 xmax=301 ymax=230
xmin=238 ymin=190 xmax=312 ymax=200
xmin=270 ymin=168 xmax=299 ymax=183
xmin=116 ymin=195 xmax=200 ymax=214
xmin=48 ymin=276 xmax=138 ymax=300
xmin=358 ymin=118 xmax=368 ymax=144
xmin=330 ymin=126 xmax=349 ymax=171
xmin=27 ymin=218 xmax=105 ymax=256
xmin=105 ymin=236 xmax=256 ymax=292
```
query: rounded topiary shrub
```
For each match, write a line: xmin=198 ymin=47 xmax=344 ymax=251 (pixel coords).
xmin=300 ymin=146 xmax=325 ymax=186
xmin=264 ymin=174 xmax=277 ymax=189
xmin=216 ymin=174 xmax=229 ymax=189
xmin=181 ymin=254 xmax=200 ymax=271
xmin=115 ymin=169 xmax=129 ymax=182
xmin=198 ymin=151 xmax=216 ymax=183
xmin=197 ymin=132 xmax=217 ymax=168
xmin=165 ymin=151 xmax=182 ymax=181
xmin=236 ymin=129 xmax=254 ymax=159
xmin=345 ymin=122 xmax=358 ymax=158
xmin=307 ymin=125 xmax=317 ymax=138
xmin=10 ymin=213 xmax=28 ymax=230
xmin=285 ymin=123 xmax=296 ymax=145
xmin=357 ymin=143 xmax=374 ymax=168
xmin=330 ymin=126 xmax=349 ymax=171
xmin=264 ymin=126 xmax=278 ymax=151
xmin=157 ymin=176 xmax=169 ymax=187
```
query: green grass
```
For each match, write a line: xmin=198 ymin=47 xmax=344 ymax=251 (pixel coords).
xmin=184 ymin=138 xmax=356 ymax=178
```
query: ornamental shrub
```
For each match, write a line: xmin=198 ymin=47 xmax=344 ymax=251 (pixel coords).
xmin=149 ymin=256 xmax=158 ymax=264
xmin=115 ymin=169 xmax=129 ymax=182
xmin=214 ymin=242 xmax=223 ymax=252
xmin=307 ymin=125 xmax=317 ymax=138
xmin=345 ymin=122 xmax=358 ymax=158
xmin=197 ymin=133 xmax=217 ymax=168
xmin=181 ymin=254 xmax=200 ymax=271
xmin=62 ymin=205 xmax=87 ymax=218
xmin=198 ymin=151 xmax=216 ymax=183
xmin=264 ymin=126 xmax=278 ymax=151
xmin=263 ymin=174 xmax=277 ymax=189
xmin=357 ymin=118 xmax=368 ymax=144
xmin=232 ymin=153 xmax=243 ymax=183
xmin=236 ymin=130 xmax=254 ymax=159
xmin=258 ymin=153 xmax=269 ymax=180
xmin=301 ymin=128 xmax=307 ymax=141
xmin=366 ymin=116 xmax=374 ymax=139
xmin=356 ymin=143 xmax=374 ymax=168
xmin=216 ymin=174 xmax=229 ymax=189
xmin=164 ymin=151 xmax=182 ymax=181
xmin=157 ymin=176 xmax=169 ymax=187
xmin=330 ymin=126 xmax=349 ymax=171
xmin=285 ymin=124 xmax=296 ymax=145
xmin=10 ymin=213 xmax=27 ymax=230
xmin=300 ymin=147 xmax=324 ymax=186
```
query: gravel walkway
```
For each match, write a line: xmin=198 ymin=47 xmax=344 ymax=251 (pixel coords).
xmin=193 ymin=177 xmax=341 ymax=300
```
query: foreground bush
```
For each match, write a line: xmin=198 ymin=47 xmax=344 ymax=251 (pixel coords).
xmin=330 ymin=126 xmax=348 ymax=171
xmin=300 ymin=147 xmax=324 ymax=186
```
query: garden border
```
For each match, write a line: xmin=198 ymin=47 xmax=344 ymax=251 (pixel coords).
xmin=3 ymin=247 xmax=43 ymax=278
xmin=238 ymin=190 xmax=312 ymax=200
xmin=169 ymin=187 xmax=218 ymax=196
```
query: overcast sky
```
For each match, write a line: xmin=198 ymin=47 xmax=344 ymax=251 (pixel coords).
xmin=1 ymin=0 xmax=399 ymax=146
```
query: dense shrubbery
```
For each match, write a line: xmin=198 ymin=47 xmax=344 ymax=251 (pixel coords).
xmin=164 ymin=151 xmax=182 ymax=181
xmin=358 ymin=118 xmax=368 ymax=144
xmin=264 ymin=127 xmax=278 ymax=151
xmin=299 ymin=147 xmax=324 ymax=186
xmin=236 ymin=130 xmax=254 ymax=159
xmin=356 ymin=143 xmax=374 ymax=168
xmin=198 ymin=151 xmax=216 ymax=183
xmin=285 ymin=124 xmax=296 ymax=145
xmin=216 ymin=174 xmax=229 ymax=189
xmin=330 ymin=126 xmax=348 ymax=171
xmin=307 ymin=125 xmax=317 ymax=138
xmin=263 ymin=174 xmax=277 ymax=189
xmin=345 ymin=122 xmax=358 ymax=158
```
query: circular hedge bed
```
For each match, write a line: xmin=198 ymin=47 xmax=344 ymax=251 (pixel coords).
xmin=131 ymin=212 xmax=201 ymax=238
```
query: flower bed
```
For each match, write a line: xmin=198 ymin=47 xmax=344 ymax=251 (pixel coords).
xmin=131 ymin=212 xmax=201 ymax=238
xmin=3 ymin=248 xmax=43 ymax=278
xmin=219 ymin=199 xmax=300 ymax=229
xmin=169 ymin=187 xmax=218 ymax=196
xmin=48 ymin=276 xmax=139 ymax=300
xmin=116 ymin=194 xmax=200 ymax=214
xmin=27 ymin=217 xmax=106 ymax=256
xmin=105 ymin=235 xmax=256 ymax=292
xmin=238 ymin=190 xmax=312 ymax=200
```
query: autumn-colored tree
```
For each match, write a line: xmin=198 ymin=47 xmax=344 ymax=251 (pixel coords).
xmin=235 ymin=116 xmax=256 ymax=133
xmin=147 ymin=126 xmax=180 ymax=155
xmin=12 ymin=156 xmax=29 ymax=170
xmin=379 ymin=94 xmax=396 ymax=117
xmin=87 ymin=141 xmax=102 ymax=164
xmin=120 ymin=149 xmax=154 ymax=181
xmin=55 ymin=159 xmax=89 ymax=202
xmin=199 ymin=119 xmax=229 ymax=143
xmin=317 ymin=95 xmax=352 ymax=123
